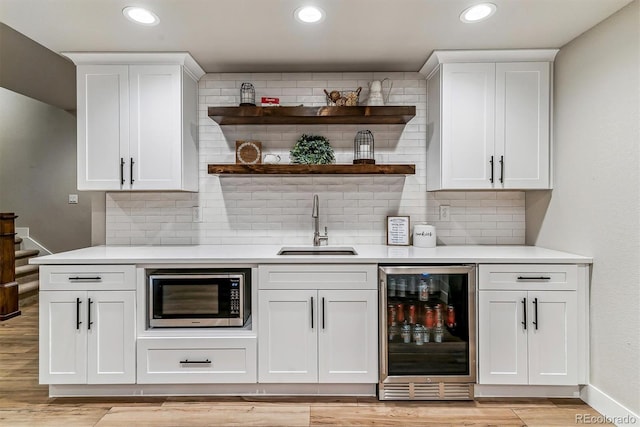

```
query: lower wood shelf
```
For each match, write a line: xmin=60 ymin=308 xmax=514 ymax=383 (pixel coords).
xmin=207 ymin=164 xmax=415 ymax=175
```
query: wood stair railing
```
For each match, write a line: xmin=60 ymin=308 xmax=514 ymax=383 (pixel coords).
xmin=0 ymin=212 xmax=20 ymax=320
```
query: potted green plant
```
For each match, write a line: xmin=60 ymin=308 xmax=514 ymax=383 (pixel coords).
xmin=290 ymin=134 xmax=335 ymax=165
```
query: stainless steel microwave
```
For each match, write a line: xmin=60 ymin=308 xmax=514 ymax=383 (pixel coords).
xmin=148 ymin=268 xmax=251 ymax=328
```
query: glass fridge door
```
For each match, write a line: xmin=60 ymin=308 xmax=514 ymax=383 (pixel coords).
xmin=380 ymin=266 xmax=476 ymax=379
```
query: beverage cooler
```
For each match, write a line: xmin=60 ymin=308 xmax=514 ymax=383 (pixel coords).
xmin=378 ymin=265 xmax=476 ymax=400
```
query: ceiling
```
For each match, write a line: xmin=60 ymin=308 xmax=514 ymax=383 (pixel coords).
xmin=0 ymin=0 xmax=634 ymax=73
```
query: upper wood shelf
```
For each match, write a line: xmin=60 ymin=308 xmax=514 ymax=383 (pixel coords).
xmin=207 ymin=106 xmax=416 ymax=125
xmin=207 ymin=164 xmax=415 ymax=175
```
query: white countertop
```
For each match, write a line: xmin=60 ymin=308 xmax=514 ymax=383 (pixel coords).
xmin=31 ymin=245 xmax=592 ymax=265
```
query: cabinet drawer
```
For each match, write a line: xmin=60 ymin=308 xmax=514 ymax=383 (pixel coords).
xmin=479 ymin=264 xmax=577 ymax=291
xmin=259 ymin=264 xmax=378 ymax=290
xmin=40 ymin=265 xmax=136 ymax=291
xmin=137 ymin=337 xmax=257 ymax=384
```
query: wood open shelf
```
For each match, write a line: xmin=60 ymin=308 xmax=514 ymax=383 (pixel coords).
xmin=207 ymin=106 xmax=416 ymax=125
xmin=207 ymin=164 xmax=416 ymax=175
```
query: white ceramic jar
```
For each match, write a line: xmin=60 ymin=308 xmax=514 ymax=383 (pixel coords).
xmin=413 ymin=223 xmax=436 ymax=248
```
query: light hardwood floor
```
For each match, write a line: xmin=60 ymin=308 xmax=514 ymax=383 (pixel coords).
xmin=0 ymin=297 xmax=610 ymax=427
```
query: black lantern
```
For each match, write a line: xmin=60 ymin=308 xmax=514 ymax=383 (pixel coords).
xmin=240 ymin=82 xmax=255 ymax=106
xmin=354 ymin=130 xmax=375 ymax=164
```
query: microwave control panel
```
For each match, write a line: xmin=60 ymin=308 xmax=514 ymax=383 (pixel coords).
xmin=230 ymin=279 xmax=241 ymax=315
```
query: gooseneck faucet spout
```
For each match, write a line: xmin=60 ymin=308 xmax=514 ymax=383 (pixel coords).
xmin=312 ymin=194 xmax=328 ymax=246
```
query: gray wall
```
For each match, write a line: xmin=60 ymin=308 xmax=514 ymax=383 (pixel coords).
xmin=526 ymin=0 xmax=639 ymax=415
xmin=0 ymin=23 xmax=75 ymax=112
xmin=0 ymin=88 xmax=95 ymax=252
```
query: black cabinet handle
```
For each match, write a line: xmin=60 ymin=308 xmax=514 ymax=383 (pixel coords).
xmin=76 ymin=298 xmax=82 ymax=330
xmin=533 ymin=298 xmax=539 ymax=330
xmin=310 ymin=296 xmax=314 ymax=329
xmin=120 ymin=158 xmax=125 ymax=185
xmin=179 ymin=359 xmax=211 ymax=365
xmin=522 ymin=297 xmax=527 ymax=330
xmin=69 ymin=276 xmax=102 ymax=282
xmin=517 ymin=276 xmax=551 ymax=281
xmin=130 ymin=157 xmax=135 ymax=185
xmin=88 ymin=298 xmax=93 ymax=330
xmin=499 ymin=155 xmax=504 ymax=183
xmin=489 ymin=156 xmax=494 ymax=183
xmin=322 ymin=297 xmax=326 ymax=329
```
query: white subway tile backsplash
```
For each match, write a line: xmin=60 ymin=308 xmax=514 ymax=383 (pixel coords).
xmin=105 ymin=72 xmax=525 ymax=246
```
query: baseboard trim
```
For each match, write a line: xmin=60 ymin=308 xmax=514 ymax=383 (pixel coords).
xmin=474 ymin=384 xmax=581 ymax=398
xmin=581 ymin=384 xmax=639 ymax=426
xmin=49 ymin=383 xmax=377 ymax=398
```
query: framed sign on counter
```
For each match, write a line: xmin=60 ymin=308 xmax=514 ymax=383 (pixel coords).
xmin=387 ymin=216 xmax=410 ymax=246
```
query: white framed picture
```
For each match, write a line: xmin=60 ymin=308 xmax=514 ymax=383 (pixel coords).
xmin=387 ymin=216 xmax=410 ymax=246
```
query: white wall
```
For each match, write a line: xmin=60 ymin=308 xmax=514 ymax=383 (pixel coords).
xmin=526 ymin=0 xmax=640 ymax=415
xmin=105 ymin=72 xmax=525 ymax=245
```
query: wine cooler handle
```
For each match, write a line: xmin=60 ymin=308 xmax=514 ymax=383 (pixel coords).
xmin=322 ymin=297 xmax=326 ymax=329
xmin=522 ymin=297 xmax=527 ymax=330
xmin=310 ymin=296 xmax=314 ymax=329
xmin=533 ymin=298 xmax=539 ymax=330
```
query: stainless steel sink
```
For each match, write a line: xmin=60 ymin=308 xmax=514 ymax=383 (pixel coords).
xmin=277 ymin=246 xmax=358 ymax=256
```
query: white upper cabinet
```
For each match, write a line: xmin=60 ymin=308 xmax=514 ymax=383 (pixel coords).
xmin=422 ymin=50 xmax=557 ymax=191
xmin=67 ymin=53 xmax=204 ymax=191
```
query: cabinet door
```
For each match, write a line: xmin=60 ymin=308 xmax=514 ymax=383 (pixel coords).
xmin=318 ymin=290 xmax=378 ymax=383
xmin=441 ymin=63 xmax=496 ymax=189
xmin=496 ymin=62 xmax=550 ymax=189
xmin=478 ymin=291 xmax=528 ymax=384
xmin=87 ymin=291 xmax=136 ymax=384
xmin=76 ymin=65 xmax=129 ymax=190
xmin=39 ymin=291 xmax=87 ymax=384
xmin=258 ymin=290 xmax=318 ymax=383
xmin=129 ymin=65 xmax=183 ymax=190
xmin=527 ymin=291 xmax=578 ymax=385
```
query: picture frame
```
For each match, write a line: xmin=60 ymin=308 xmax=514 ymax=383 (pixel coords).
xmin=387 ymin=216 xmax=410 ymax=246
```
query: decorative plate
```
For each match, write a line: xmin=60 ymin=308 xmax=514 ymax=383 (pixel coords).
xmin=235 ymin=140 xmax=262 ymax=164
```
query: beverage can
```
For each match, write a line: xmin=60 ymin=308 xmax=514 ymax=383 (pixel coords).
xmin=388 ymin=304 xmax=397 ymax=326
xmin=434 ymin=326 xmax=444 ymax=343
xmin=401 ymin=322 xmax=411 ymax=344
xmin=435 ymin=304 xmax=443 ymax=327
xmin=424 ymin=307 xmax=435 ymax=328
xmin=396 ymin=303 xmax=405 ymax=323
xmin=397 ymin=278 xmax=407 ymax=297
xmin=419 ymin=279 xmax=429 ymax=301
xmin=413 ymin=324 xmax=424 ymax=345
xmin=447 ymin=305 xmax=456 ymax=328
xmin=423 ymin=327 xmax=431 ymax=343
xmin=408 ymin=304 xmax=417 ymax=324
xmin=408 ymin=276 xmax=417 ymax=295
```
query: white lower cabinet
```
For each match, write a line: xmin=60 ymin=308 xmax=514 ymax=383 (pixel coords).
xmin=258 ymin=264 xmax=378 ymax=384
xmin=137 ymin=337 xmax=257 ymax=384
xmin=478 ymin=265 xmax=579 ymax=386
xmin=39 ymin=290 xmax=136 ymax=384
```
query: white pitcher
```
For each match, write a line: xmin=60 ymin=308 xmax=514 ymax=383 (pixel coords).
xmin=367 ymin=78 xmax=393 ymax=106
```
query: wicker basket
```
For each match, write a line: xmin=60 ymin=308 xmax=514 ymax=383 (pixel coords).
xmin=324 ymin=87 xmax=362 ymax=106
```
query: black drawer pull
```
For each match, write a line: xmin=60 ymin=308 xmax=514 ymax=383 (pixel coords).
xmin=69 ymin=276 xmax=103 ymax=282
xmin=522 ymin=298 xmax=527 ymax=330
xmin=516 ymin=276 xmax=551 ymax=281
xmin=179 ymin=359 xmax=211 ymax=365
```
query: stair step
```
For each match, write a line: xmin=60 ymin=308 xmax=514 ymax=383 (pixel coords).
xmin=16 ymin=265 xmax=40 ymax=283
xmin=15 ymin=249 xmax=40 ymax=267
xmin=18 ymin=279 xmax=39 ymax=296
xmin=15 ymin=249 xmax=39 ymax=259
xmin=14 ymin=236 xmax=22 ymax=251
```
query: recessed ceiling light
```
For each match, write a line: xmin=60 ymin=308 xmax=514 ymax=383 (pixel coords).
xmin=122 ymin=6 xmax=160 ymax=26
xmin=294 ymin=6 xmax=325 ymax=24
xmin=460 ymin=3 xmax=497 ymax=23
